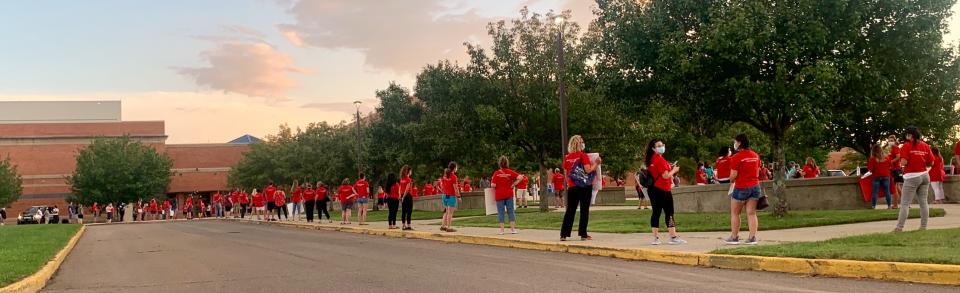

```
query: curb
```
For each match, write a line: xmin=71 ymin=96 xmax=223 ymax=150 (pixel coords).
xmin=0 ymin=225 xmax=86 ymax=293
xmin=226 ymin=218 xmax=960 ymax=286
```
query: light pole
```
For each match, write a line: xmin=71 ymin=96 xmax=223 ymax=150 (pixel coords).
xmin=353 ymin=100 xmax=362 ymax=176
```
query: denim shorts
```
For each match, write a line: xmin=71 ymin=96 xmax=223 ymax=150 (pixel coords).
xmin=341 ymin=201 xmax=355 ymax=210
xmin=731 ymin=185 xmax=762 ymax=202
xmin=357 ymin=197 xmax=369 ymax=204
xmin=443 ymin=195 xmax=458 ymax=207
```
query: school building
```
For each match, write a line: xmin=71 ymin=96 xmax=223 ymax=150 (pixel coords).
xmin=0 ymin=101 xmax=255 ymax=217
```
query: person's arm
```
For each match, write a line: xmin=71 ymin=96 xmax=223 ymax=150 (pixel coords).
xmin=512 ymin=174 xmax=525 ymax=187
xmin=661 ymin=163 xmax=679 ymax=179
xmin=584 ymin=155 xmax=601 ymax=173
xmin=727 ymin=170 xmax=739 ymax=195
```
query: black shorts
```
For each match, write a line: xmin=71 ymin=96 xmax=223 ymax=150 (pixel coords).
xmin=267 ymin=202 xmax=277 ymax=211
xmin=892 ymin=169 xmax=904 ymax=183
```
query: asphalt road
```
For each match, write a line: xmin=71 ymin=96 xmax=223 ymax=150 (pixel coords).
xmin=43 ymin=221 xmax=957 ymax=293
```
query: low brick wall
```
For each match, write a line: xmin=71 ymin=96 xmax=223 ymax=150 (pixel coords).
xmin=595 ymin=187 xmax=627 ymax=205
xmin=412 ymin=191 xmax=486 ymax=212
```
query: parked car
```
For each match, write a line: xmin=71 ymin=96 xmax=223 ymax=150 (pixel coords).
xmin=17 ymin=206 xmax=47 ymax=224
xmin=826 ymin=169 xmax=848 ymax=177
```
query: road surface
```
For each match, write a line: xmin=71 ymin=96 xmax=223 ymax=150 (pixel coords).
xmin=43 ymin=221 xmax=956 ymax=293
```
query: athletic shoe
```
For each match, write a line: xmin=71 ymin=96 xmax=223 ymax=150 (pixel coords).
xmin=498 ymin=231 xmax=505 ymax=235
xmin=440 ymin=226 xmax=448 ymax=232
xmin=745 ymin=236 xmax=759 ymax=245
xmin=724 ymin=236 xmax=740 ymax=245
xmin=446 ymin=228 xmax=457 ymax=232
xmin=581 ymin=235 xmax=592 ymax=241
xmin=892 ymin=227 xmax=903 ymax=233
xmin=651 ymin=237 xmax=661 ymax=245
xmin=668 ymin=236 xmax=687 ymax=245
xmin=510 ymin=229 xmax=519 ymax=234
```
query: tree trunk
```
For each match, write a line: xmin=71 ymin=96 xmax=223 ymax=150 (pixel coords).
xmin=771 ymin=135 xmax=789 ymax=216
xmin=539 ymin=161 xmax=550 ymax=212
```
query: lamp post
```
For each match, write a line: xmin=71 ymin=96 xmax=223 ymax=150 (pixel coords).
xmin=353 ymin=100 xmax=362 ymax=176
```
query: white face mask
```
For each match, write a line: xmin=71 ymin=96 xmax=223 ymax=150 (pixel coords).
xmin=733 ymin=141 xmax=740 ymax=150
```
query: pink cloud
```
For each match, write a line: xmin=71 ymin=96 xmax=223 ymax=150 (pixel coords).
xmin=177 ymin=42 xmax=305 ymax=102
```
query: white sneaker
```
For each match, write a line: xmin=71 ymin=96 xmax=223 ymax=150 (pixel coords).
xmin=745 ymin=236 xmax=759 ymax=245
xmin=651 ymin=237 xmax=662 ymax=245
xmin=724 ymin=236 xmax=740 ymax=245
xmin=498 ymin=231 xmax=505 ymax=235
xmin=510 ymin=229 xmax=518 ymax=234
xmin=668 ymin=236 xmax=687 ymax=245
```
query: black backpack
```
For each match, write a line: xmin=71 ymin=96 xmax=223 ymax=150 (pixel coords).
xmin=637 ymin=168 xmax=655 ymax=188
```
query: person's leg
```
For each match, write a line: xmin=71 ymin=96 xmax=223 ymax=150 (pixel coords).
xmin=649 ymin=188 xmax=662 ymax=237
xmin=560 ymin=189 xmax=578 ymax=238
xmin=664 ymin=192 xmax=677 ymax=238
xmin=577 ymin=187 xmax=591 ymax=237
xmin=871 ymin=177 xmax=881 ymax=208
xmin=896 ymin=176 xmax=920 ymax=230
xmin=746 ymin=199 xmax=759 ymax=238
xmin=402 ymin=195 xmax=413 ymax=226
xmin=918 ymin=175 xmax=930 ymax=229
xmin=449 ymin=205 xmax=457 ymax=228
xmin=388 ymin=198 xmax=399 ymax=227
xmin=729 ymin=200 xmax=744 ymax=239
xmin=507 ymin=197 xmax=517 ymax=231
xmin=932 ymin=181 xmax=945 ymax=202
xmin=880 ymin=177 xmax=892 ymax=208
xmin=305 ymin=201 xmax=314 ymax=222
xmin=496 ymin=199 xmax=507 ymax=232
xmin=322 ymin=201 xmax=331 ymax=220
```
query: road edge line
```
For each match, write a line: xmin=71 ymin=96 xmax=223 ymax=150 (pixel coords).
xmin=0 ymin=225 xmax=86 ymax=293
xmin=223 ymin=219 xmax=960 ymax=286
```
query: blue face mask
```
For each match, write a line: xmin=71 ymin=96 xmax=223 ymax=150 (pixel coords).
xmin=655 ymin=146 xmax=666 ymax=154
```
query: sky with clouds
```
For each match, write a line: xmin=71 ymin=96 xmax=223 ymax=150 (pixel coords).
xmin=0 ymin=0 xmax=958 ymax=143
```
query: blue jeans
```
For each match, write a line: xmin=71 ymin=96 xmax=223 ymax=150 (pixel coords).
xmin=496 ymin=198 xmax=516 ymax=223
xmin=872 ymin=176 xmax=892 ymax=208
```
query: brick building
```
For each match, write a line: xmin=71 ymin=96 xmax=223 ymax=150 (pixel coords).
xmin=0 ymin=101 xmax=252 ymax=220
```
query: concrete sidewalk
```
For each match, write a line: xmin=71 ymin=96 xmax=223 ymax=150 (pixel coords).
xmin=264 ymin=204 xmax=960 ymax=253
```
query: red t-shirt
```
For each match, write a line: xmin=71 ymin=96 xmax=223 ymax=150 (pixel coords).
xmin=162 ymin=200 xmax=171 ymax=210
xmin=889 ymin=144 xmax=902 ymax=169
xmin=292 ymin=188 xmax=303 ymax=202
xmin=389 ymin=183 xmax=401 ymax=199
xmin=696 ymin=169 xmax=707 ymax=184
xmin=461 ymin=180 xmax=472 ymax=192
xmin=264 ymin=185 xmax=277 ymax=203
xmin=149 ymin=199 xmax=158 ymax=211
xmin=199 ymin=200 xmax=206 ymax=209
xmin=213 ymin=193 xmax=223 ymax=204
xmin=900 ymin=141 xmax=934 ymax=174
xmin=230 ymin=191 xmax=239 ymax=204
xmin=649 ymin=153 xmax=673 ymax=192
xmin=377 ymin=190 xmax=386 ymax=199
xmin=184 ymin=198 xmax=194 ymax=208
xmin=868 ymin=157 xmax=892 ymax=177
xmin=551 ymin=173 xmax=565 ymax=191
xmin=412 ymin=185 xmax=420 ymax=197
xmin=802 ymin=164 xmax=819 ymax=178
xmin=442 ymin=174 xmax=459 ymax=195
xmin=955 ymin=141 xmax=960 ymax=161
xmin=338 ymin=185 xmax=354 ymax=202
xmin=302 ymin=188 xmax=316 ymax=201
xmin=239 ymin=192 xmax=249 ymax=204
xmin=275 ymin=192 xmax=286 ymax=205
xmin=715 ymin=157 xmax=731 ymax=180
xmin=92 ymin=203 xmax=99 ymax=212
xmin=517 ymin=176 xmax=529 ymax=189
xmin=931 ymin=155 xmax=945 ymax=182
xmin=730 ymin=149 xmax=760 ymax=189
xmin=423 ymin=184 xmax=435 ymax=196
xmin=399 ymin=176 xmax=413 ymax=196
xmin=758 ymin=167 xmax=771 ymax=181
xmin=354 ymin=179 xmax=369 ymax=198
xmin=491 ymin=168 xmax=521 ymax=200
xmin=317 ymin=186 xmax=328 ymax=200
xmin=252 ymin=193 xmax=264 ymax=207
xmin=563 ymin=151 xmax=592 ymax=187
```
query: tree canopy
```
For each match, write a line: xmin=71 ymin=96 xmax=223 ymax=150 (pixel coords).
xmin=68 ymin=136 xmax=173 ymax=205
xmin=0 ymin=157 xmax=22 ymax=208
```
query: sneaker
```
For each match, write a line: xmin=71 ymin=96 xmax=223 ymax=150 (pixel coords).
xmin=668 ymin=236 xmax=687 ymax=245
xmin=498 ymin=231 xmax=505 ymax=235
xmin=581 ymin=235 xmax=592 ymax=241
xmin=440 ymin=226 xmax=448 ymax=232
xmin=745 ymin=236 xmax=759 ymax=245
xmin=724 ymin=236 xmax=740 ymax=245
xmin=510 ymin=229 xmax=519 ymax=234
xmin=651 ymin=237 xmax=661 ymax=245
xmin=446 ymin=228 xmax=457 ymax=233
xmin=892 ymin=227 xmax=903 ymax=233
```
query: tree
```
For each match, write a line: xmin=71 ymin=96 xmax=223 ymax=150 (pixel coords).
xmin=0 ymin=156 xmax=22 ymax=208
xmin=596 ymin=0 xmax=960 ymax=215
xmin=68 ymin=136 xmax=172 ymax=205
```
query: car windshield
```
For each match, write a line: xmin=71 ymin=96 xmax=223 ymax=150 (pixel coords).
xmin=24 ymin=207 xmax=39 ymax=214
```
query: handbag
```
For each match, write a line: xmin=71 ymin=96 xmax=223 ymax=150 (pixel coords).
xmin=757 ymin=186 xmax=770 ymax=210
xmin=569 ymin=155 xmax=596 ymax=188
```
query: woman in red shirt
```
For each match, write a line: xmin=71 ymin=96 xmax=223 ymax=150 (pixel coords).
xmin=461 ymin=177 xmax=472 ymax=193
xmin=695 ymin=162 xmax=707 ymax=185
xmin=302 ymin=183 xmax=317 ymax=222
xmin=440 ymin=162 xmax=461 ymax=232
xmin=560 ymin=135 xmax=600 ymax=241
xmin=867 ymin=144 xmax=893 ymax=209
xmin=644 ymin=138 xmax=685 ymax=245
xmin=895 ymin=127 xmax=935 ymax=232
xmin=887 ymin=135 xmax=904 ymax=208
xmin=724 ymin=134 xmax=762 ymax=245
xmin=800 ymin=157 xmax=820 ymax=179
xmin=384 ymin=173 xmax=401 ymax=229
xmin=251 ymin=189 xmax=265 ymax=221
xmin=237 ymin=190 xmax=249 ymax=219
xmin=316 ymin=182 xmax=332 ymax=223
xmin=715 ymin=147 xmax=732 ymax=183
xmin=551 ymin=168 xmax=566 ymax=209
xmin=491 ymin=156 xmax=524 ymax=235
xmin=290 ymin=181 xmax=303 ymax=221
xmin=338 ymin=178 xmax=356 ymax=225
xmin=376 ymin=186 xmax=386 ymax=210
xmin=399 ymin=165 xmax=415 ymax=230
xmin=931 ymin=147 xmax=946 ymax=204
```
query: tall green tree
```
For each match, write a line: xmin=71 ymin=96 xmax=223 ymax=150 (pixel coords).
xmin=0 ymin=157 xmax=22 ymax=208
xmin=68 ymin=136 xmax=172 ymax=205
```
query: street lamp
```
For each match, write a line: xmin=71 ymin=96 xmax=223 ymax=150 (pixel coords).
xmin=354 ymin=100 xmax=363 ymax=176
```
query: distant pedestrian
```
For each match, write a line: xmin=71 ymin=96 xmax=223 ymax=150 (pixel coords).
xmin=0 ymin=207 xmax=6 ymax=226
xmin=440 ymin=162 xmax=461 ymax=232
xmin=162 ymin=198 xmax=172 ymax=220
xmin=634 ymin=167 xmax=649 ymax=210
xmin=376 ymin=186 xmax=386 ymax=210
xmin=275 ymin=189 xmax=288 ymax=220
xmin=252 ymin=189 xmax=266 ymax=221
xmin=867 ymin=144 xmax=893 ymax=209
xmin=290 ymin=181 xmax=303 ymax=221
xmin=265 ymin=182 xmax=278 ymax=221
xmin=887 ymin=135 xmax=904 ymax=208
xmin=384 ymin=173 xmax=401 ymax=229
xmin=695 ymin=162 xmax=707 ymax=185
xmin=303 ymin=183 xmax=317 ymax=222
xmin=105 ymin=203 xmax=114 ymax=223
xmin=894 ymin=127 xmax=933 ymax=232
xmin=645 ymin=138 xmax=685 ymax=245
xmin=552 ymin=168 xmax=565 ymax=208
xmin=800 ymin=157 xmax=820 ymax=179
xmin=91 ymin=202 xmax=100 ymax=223
xmin=715 ymin=147 xmax=732 ymax=184
xmin=213 ymin=191 xmax=224 ymax=218
xmin=491 ymin=156 xmax=524 ymax=235
xmin=355 ymin=174 xmax=370 ymax=225
xmin=317 ymin=182 xmax=332 ymax=223
xmin=516 ymin=175 xmax=530 ymax=209
xmin=338 ymin=178 xmax=356 ymax=225
xmin=399 ymin=165 xmax=415 ymax=230
xmin=724 ymin=134 xmax=762 ymax=245
xmin=931 ymin=147 xmax=946 ymax=204
xmin=560 ymin=135 xmax=600 ymax=241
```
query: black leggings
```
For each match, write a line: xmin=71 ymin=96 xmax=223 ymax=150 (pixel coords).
xmin=648 ymin=186 xmax=675 ymax=228
xmin=318 ymin=199 xmax=330 ymax=220
xmin=240 ymin=204 xmax=248 ymax=218
xmin=561 ymin=185 xmax=592 ymax=238
xmin=386 ymin=197 xmax=400 ymax=226
xmin=304 ymin=200 xmax=316 ymax=222
xmin=277 ymin=204 xmax=287 ymax=219
xmin=401 ymin=194 xmax=413 ymax=225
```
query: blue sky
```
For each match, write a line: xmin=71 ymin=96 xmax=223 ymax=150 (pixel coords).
xmin=0 ymin=0 xmax=956 ymax=143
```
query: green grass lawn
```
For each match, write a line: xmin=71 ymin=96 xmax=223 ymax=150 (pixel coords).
xmin=0 ymin=224 xmax=81 ymax=287
xmin=712 ymin=227 xmax=960 ymax=265
xmin=293 ymin=207 xmax=544 ymax=222
xmin=452 ymin=208 xmax=945 ymax=233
